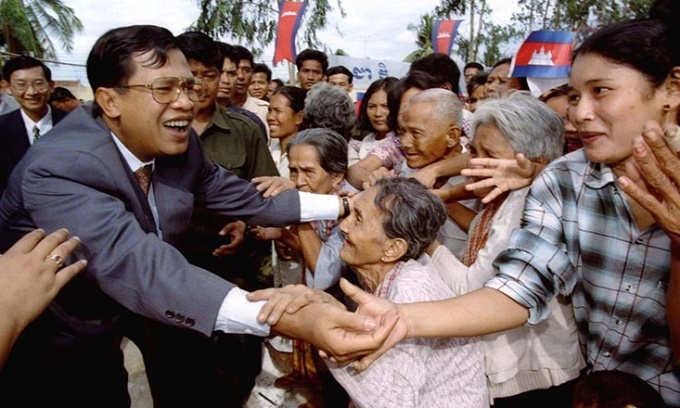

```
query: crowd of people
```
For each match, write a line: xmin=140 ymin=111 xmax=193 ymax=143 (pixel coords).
xmin=0 ymin=0 xmax=679 ymax=407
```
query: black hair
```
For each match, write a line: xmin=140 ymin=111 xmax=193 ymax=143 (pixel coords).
xmin=176 ymin=31 xmax=222 ymax=70
xmin=464 ymin=62 xmax=485 ymax=72
xmin=2 ymin=55 xmax=52 ymax=82
xmin=409 ymin=53 xmax=461 ymax=94
xmin=232 ymin=45 xmax=254 ymax=66
xmin=87 ymin=25 xmax=178 ymax=116
xmin=271 ymin=86 xmax=306 ymax=113
xmin=326 ymin=65 xmax=353 ymax=84
xmin=295 ymin=48 xmax=329 ymax=73
xmin=359 ymin=77 xmax=398 ymax=132
xmin=253 ymin=63 xmax=272 ymax=82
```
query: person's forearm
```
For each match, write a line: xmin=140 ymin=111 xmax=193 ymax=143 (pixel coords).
xmin=0 ymin=315 xmax=22 ymax=369
xmin=401 ymin=287 xmax=529 ymax=338
xmin=427 ymin=153 xmax=470 ymax=179
xmin=668 ymin=242 xmax=680 ymax=363
xmin=346 ymin=155 xmax=383 ymax=189
xmin=445 ymin=202 xmax=477 ymax=233
xmin=297 ymin=223 xmax=323 ymax=272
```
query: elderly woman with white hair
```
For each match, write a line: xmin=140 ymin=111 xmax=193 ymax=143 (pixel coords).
xmin=329 ymin=177 xmax=487 ymax=408
xmin=433 ymin=91 xmax=585 ymax=406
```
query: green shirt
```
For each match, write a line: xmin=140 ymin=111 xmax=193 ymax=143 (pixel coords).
xmin=200 ymin=104 xmax=278 ymax=180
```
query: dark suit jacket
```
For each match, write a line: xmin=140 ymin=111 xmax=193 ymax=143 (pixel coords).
xmin=0 ymin=105 xmax=301 ymax=337
xmin=0 ymin=107 xmax=68 ymax=194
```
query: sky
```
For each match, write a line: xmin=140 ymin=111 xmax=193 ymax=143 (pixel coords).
xmin=51 ymin=0 xmax=516 ymax=85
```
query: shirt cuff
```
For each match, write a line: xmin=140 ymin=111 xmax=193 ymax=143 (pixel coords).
xmin=215 ymin=287 xmax=270 ymax=336
xmin=298 ymin=191 xmax=339 ymax=222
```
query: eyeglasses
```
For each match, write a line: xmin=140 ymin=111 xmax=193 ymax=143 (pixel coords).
xmin=11 ymin=79 xmax=50 ymax=93
xmin=116 ymin=76 xmax=207 ymax=104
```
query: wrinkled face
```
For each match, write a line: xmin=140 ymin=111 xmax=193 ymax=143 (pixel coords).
xmin=366 ymin=89 xmax=389 ymax=133
xmin=8 ymin=66 xmax=53 ymax=119
xmin=288 ymin=144 xmax=342 ymax=194
xmin=464 ymin=67 xmax=480 ymax=84
xmin=234 ymin=59 xmax=253 ymax=98
xmin=467 ymin=84 xmax=486 ymax=113
xmin=249 ymin=72 xmax=269 ymax=100
xmin=544 ymin=94 xmax=581 ymax=153
xmin=567 ymin=53 xmax=665 ymax=168
xmin=105 ymin=49 xmax=195 ymax=162
xmin=468 ymin=123 xmax=516 ymax=198
xmin=187 ymin=59 xmax=220 ymax=112
xmin=218 ymin=57 xmax=237 ymax=102
xmin=297 ymin=60 xmax=324 ymax=91
xmin=328 ymin=73 xmax=352 ymax=92
xmin=400 ymin=101 xmax=456 ymax=168
xmin=485 ymin=62 xmax=522 ymax=98
xmin=339 ymin=186 xmax=388 ymax=270
xmin=267 ymin=93 xmax=302 ymax=140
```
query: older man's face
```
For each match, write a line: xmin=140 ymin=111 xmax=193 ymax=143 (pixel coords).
xmin=399 ymin=101 xmax=458 ymax=169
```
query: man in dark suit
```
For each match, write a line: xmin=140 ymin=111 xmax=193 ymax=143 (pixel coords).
xmin=0 ymin=56 xmax=68 ymax=194
xmin=0 ymin=25 xmax=376 ymax=407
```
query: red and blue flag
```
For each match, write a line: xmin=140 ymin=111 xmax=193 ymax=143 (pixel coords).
xmin=273 ymin=1 xmax=308 ymax=67
xmin=431 ymin=19 xmax=463 ymax=55
xmin=510 ymin=30 xmax=575 ymax=78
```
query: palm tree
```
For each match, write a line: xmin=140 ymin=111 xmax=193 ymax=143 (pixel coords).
xmin=0 ymin=0 xmax=83 ymax=60
xmin=404 ymin=13 xmax=434 ymax=62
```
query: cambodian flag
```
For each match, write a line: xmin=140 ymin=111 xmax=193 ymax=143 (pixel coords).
xmin=431 ymin=19 xmax=463 ymax=55
xmin=510 ymin=30 xmax=575 ymax=78
xmin=273 ymin=1 xmax=308 ymax=67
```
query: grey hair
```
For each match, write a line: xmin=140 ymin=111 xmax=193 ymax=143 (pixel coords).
xmin=471 ymin=91 xmax=564 ymax=162
xmin=286 ymin=128 xmax=348 ymax=174
xmin=407 ymin=88 xmax=463 ymax=127
xmin=303 ymin=82 xmax=356 ymax=140
xmin=373 ymin=177 xmax=446 ymax=261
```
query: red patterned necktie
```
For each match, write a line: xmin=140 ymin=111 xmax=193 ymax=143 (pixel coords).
xmin=134 ymin=164 xmax=153 ymax=196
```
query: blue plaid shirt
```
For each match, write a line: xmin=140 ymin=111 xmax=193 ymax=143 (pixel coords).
xmin=485 ymin=149 xmax=680 ymax=405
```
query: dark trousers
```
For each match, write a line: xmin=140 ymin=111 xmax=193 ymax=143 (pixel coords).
xmin=0 ymin=311 xmax=130 ymax=408
xmin=123 ymin=313 xmax=262 ymax=408
xmin=491 ymin=376 xmax=581 ymax=408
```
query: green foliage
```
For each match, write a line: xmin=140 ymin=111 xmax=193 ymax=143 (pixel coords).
xmin=193 ymin=0 xmax=344 ymax=55
xmin=0 ymin=0 xmax=83 ymax=60
xmin=403 ymin=13 xmax=434 ymax=62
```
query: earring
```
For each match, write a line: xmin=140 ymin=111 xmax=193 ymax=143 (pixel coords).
xmin=664 ymin=104 xmax=672 ymax=125
xmin=380 ymin=256 xmax=386 ymax=262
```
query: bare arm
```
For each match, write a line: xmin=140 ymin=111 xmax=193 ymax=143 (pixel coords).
xmin=297 ymin=223 xmax=323 ymax=272
xmin=346 ymin=155 xmax=385 ymax=190
xmin=411 ymin=153 xmax=470 ymax=188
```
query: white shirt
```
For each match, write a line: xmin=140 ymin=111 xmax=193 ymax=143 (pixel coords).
xmin=21 ymin=106 xmax=54 ymax=145
xmin=110 ymin=132 xmax=341 ymax=336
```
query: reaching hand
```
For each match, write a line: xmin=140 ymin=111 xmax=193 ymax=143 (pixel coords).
xmin=333 ymin=278 xmax=408 ymax=371
xmin=619 ymin=121 xmax=680 ymax=247
xmin=212 ymin=221 xmax=246 ymax=257
xmin=252 ymin=176 xmax=296 ymax=197
xmin=461 ymin=153 xmax=539 ymax=204
xmin=0 ymin=229 xmax=87 ymax=337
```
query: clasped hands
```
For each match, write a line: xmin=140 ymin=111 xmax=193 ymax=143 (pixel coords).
xmin=247 ymin=279 xmax=408 ymax=372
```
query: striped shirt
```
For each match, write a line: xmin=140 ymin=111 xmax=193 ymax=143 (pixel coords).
xmin=485 ymin=149 xmax=680 ymax=406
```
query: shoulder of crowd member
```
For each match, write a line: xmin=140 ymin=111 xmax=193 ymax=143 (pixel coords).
xmin=225 ymin=105 xmax=268 ymax=141
xmin=218 ymin=107 xmax=266 ymax=141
